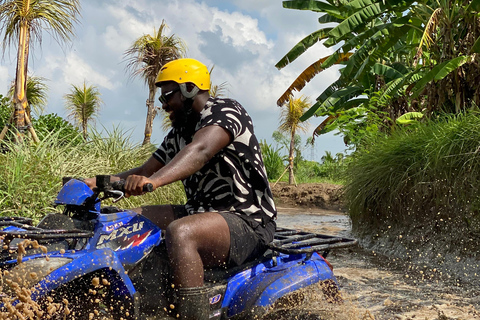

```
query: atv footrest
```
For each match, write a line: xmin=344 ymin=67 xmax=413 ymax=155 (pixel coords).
xmin=268 ymin=227 xmax=357 ymax=255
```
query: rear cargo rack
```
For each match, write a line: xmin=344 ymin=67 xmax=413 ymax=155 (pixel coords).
xmin=268 ymin=227 xmax=357 ymax=256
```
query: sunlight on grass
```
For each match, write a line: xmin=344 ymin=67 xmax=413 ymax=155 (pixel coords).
xmin=0 ymin=127 xmax=186 ymax=221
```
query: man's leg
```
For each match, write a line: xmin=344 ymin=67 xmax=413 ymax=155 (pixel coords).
xmin=165 ymin=212 xmax=230 ymax=288
xmin=133 ymin=205 xmax=177 ymax=229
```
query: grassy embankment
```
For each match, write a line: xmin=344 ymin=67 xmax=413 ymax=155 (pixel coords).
xmin=0 ymin=128 xmax=186 ymax=222
xmin=344 ymin=112 xmax=480 ymax=274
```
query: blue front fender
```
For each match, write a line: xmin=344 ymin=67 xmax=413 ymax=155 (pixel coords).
xmin=31 ymin=248 xmax=135 ymax=301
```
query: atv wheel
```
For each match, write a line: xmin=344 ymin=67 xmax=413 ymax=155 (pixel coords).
xmin=38 ymin=271 xmax=133 ymax=320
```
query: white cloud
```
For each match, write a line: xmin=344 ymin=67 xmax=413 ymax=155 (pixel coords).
xmin=62 ymin=53 xmax=116 ymax=90
xmin=0 ymin=0 xmax=347 ymax=157
xmin=211 ymin=10 xmax=272 ymax=50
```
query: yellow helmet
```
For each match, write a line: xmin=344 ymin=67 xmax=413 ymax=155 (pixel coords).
xmin=155 ymin=58 xmax=210 ymax=91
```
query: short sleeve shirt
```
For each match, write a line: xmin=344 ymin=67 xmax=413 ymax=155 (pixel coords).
xmin=153 ymin=97 xmax=277 ymax=226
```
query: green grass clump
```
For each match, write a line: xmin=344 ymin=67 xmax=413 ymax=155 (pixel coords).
xmin=345 ymin=112 xmax=480 ymax=236
xmin=0 ymin=127 xmax=186 ymax=222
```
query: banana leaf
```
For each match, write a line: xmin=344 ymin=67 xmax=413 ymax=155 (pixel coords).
xmin=282 ymin=0 xmax=342 ymax=17
xmin=411 ymin=56 xmax=469 ymax=98
xmin=275 ymin=28 xmax=333 ymax=69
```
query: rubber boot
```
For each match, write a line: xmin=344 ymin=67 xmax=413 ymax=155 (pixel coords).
xmin=174 ymin=286 xmax=210 ymax=320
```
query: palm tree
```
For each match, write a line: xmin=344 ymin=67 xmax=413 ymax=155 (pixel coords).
xmin=0 ymin=0 xmax=80 ymax=143
xmin=278 ymin=95 xmax=311 ymax=184
xmin=64 ymin=81 xmax=102 ymax=140
xmin=8 ymin=76 xmax=48 ymax=118
xmin=124 ymin=20 xmax=186 ymax=145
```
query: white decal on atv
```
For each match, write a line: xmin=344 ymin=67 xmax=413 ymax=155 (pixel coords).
xmin=106 ymin=221 xmax=124 ymax=232
xmin=98 ymin=222 xmax=144 ymax=245
xmin=209 ymin=294 xmax=222 ymax=304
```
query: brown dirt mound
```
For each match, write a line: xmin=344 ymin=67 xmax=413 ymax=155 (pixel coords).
xmin=271 ymin=182 xmax=344 ymax=210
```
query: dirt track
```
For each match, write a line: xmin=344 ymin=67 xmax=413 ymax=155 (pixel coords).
xmin=271 ymin=182 xmax=344 ymax=210
xmin=272 ymin=187 xmax=480 ymax=320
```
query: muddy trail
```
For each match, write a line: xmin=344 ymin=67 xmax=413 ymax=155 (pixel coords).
xmin=273 ymin=205 xmax=480 ymax=320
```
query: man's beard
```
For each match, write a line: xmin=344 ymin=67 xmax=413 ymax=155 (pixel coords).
xmin=171 ymin=100 xmax=200 ymax=141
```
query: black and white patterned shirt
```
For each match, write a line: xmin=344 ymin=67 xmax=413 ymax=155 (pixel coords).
xmin=153 ymin=97 xmax=277 ymax=226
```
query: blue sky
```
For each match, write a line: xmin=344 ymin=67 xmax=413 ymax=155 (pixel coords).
xmin=0 ymin=0 xmax=347 ymax=161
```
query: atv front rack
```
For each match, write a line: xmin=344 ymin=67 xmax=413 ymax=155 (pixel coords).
xmin=0 ymin=217 xmax=94 ymax=242
xmin=268 ymin=227 xmax=357 ymax=257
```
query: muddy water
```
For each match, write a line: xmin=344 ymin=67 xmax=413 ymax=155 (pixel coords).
xmin=275 ymin=206 xmax=480 ymax=320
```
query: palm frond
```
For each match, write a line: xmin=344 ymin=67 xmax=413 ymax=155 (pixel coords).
xmin=278 ymin=95 xmax=311 ymax=134
xmin=0 ymin=0 xmax=80 ymax=52
xmin=123 ymin=20 xmax=186 ymax=87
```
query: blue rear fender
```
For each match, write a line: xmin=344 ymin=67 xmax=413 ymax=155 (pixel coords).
xmin=223 ymin=252 xmax=336 ymax=317
xmin=31 ymin=248 xmax=135 ymax=301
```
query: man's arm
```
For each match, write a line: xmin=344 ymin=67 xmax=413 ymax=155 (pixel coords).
xmin=84 ymin=156 xmax=164 ymax=189
xmin=123 ymin=125 xmax=232 ymax=195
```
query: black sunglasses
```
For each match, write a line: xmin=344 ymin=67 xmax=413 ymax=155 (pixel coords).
xmin=159 ymin=87 xmax=180 ymax=105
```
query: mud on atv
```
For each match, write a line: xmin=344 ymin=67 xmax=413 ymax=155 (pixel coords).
xmin=0 ymin=176 xmax=357 ymax=319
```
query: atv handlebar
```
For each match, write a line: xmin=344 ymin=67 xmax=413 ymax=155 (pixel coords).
xmin=94 ymin=175 xmax=153 ymax=193
xmin=111 ymin=180 xmax=154 ymax=193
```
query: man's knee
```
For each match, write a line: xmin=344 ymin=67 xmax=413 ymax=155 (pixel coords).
xmin=166 ymin=219 xmax=194 ymax=247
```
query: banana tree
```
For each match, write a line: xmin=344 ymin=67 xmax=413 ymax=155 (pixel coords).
xmin=277 ymin=0 xmax=480 ymax=146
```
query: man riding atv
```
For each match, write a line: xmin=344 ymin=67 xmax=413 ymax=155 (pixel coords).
xmin=85 ymin=58 xmax=277 ymax=320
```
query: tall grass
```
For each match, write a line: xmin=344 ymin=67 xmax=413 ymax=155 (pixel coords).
xmin=345 ymin=112 xmax=480 ymax=236
xmin=0 ymin=127 xmax=186 ymax=221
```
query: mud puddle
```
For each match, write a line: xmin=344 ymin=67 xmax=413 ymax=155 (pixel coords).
xmin=275 ymin=207 xmax=480 ymax=320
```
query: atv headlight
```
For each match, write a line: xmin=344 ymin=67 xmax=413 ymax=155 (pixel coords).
xmin=1 ymin=257 xmax=72 ymax=294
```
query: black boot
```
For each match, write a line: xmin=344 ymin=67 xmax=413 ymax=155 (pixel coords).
xmin=174 ymin=286 xmax=210 ymax=320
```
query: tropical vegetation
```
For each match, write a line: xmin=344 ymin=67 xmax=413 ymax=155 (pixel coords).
xmin=64 ymin=81 xmax=103 ymax=140
xmin=124 ymin=20 xmax=186 ymax=145
xmin=0 ymin=128 xmax=186 ymax=221
xmin=8 ymin=76 xmax=49 ymax=118
xmin=344 ymin=112 xmax=480 ymax=252
xmin=277 ymin=95 xmax=311 ymax=184
xmin=277 ymin=0 xmax=480 ymax=150
xmin=275 ymin=0 xmax=480 ymax=259
xmin=0 ymin=0 xmax=80 ymax=142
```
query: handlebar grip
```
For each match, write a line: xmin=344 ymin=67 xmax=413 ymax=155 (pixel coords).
xmin=111 ymin=180 xmax=154 ymax=193
xmin=143 ymin=183 xmax=154 ymax=192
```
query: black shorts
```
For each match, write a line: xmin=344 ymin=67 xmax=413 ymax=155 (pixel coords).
xmin=172 ymin=206 xmax=274 ymax=266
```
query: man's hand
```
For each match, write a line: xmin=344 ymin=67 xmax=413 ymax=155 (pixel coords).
xmin=84 ymin=177 xmax=97 ymax=190
xmin=84 ymin=176 xmax=121 ymax=191
xmin=124 ymin=175 xmax=156 ymax=197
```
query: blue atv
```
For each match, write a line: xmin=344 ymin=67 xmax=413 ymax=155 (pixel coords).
xmin=0 ymin=175 xmax=357 ymax=319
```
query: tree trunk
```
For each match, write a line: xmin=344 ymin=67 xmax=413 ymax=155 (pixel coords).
xmin=8 ymin=4 xmax=39 ymax=144
xmin=288 ymin=129 xmax=295 ymax=185
xmin=12 ymin=21 xmax=29 ymax=143
xmin=142 ymin=86 xmax=157 ymax=145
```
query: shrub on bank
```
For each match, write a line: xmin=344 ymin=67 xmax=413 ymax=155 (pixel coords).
xmin=345 ymin=112 xmax=480 ymax=240
xmin=0 ymin=128 xmax=186 ymax=221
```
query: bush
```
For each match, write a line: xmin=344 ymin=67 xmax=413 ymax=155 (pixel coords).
xmin=344 ymin=112 xmax=480 ymax=234
xmin=32 ymin=113 xmax=83 ymax=145
xmin=260 ymin=140 xmax=285 ymax=180
xmin=0 ymin=95 xmax=10 ymax=129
